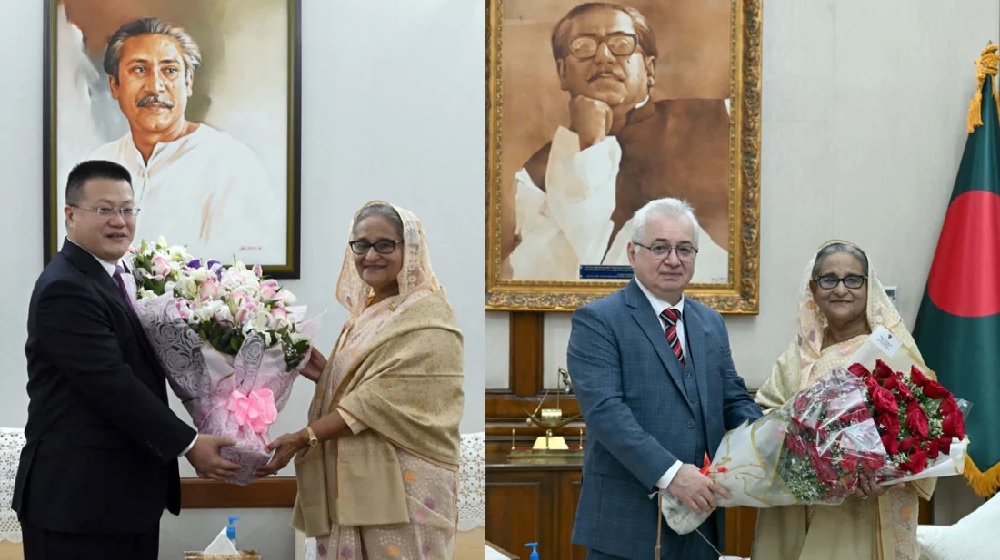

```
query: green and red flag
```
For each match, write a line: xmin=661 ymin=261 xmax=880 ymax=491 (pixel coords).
xmin=913 ymin=44 xmax=1000 ymax=497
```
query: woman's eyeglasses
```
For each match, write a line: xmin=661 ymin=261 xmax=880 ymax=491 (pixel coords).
xmin=814 ymin=275 xmax=867 ymax=290
xmin=349 ymin=239 xmax=400 ymax=255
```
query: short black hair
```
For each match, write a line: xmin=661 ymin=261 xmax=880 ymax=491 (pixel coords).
xmin=65 ymin=160 xmax=132 ymax=206
xmin=551 ymin=2 xmax=658 ymax=60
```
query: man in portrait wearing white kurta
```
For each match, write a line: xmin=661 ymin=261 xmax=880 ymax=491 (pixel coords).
xmin=88 ymin=17 xmax=283 ymax=265
xmin=503 ymin=2 xmax=731 ymax=283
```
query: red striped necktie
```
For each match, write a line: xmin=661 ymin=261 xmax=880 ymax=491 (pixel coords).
xmin=660 ymin=308 xmax=685 ymax=365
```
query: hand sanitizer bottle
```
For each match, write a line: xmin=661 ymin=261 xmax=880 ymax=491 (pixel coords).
xmin=524 ymin=542 xmax=540 ymax=560
xmin=227 ymin=516 xmax=242 ymax=550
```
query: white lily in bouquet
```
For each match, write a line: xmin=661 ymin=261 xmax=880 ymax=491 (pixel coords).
xmin=659 ymin=327 xmax=971 ymax=536
xmin=123 ymin=236 xmax=319 ymax=485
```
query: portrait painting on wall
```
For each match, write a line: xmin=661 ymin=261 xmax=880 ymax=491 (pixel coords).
xmin=43 ymin=0 xmax=302 ymax=278
xmin=485 ymin=0 xmax=762 ymax=312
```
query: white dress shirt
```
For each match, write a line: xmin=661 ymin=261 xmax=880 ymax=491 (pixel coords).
xmin=634 ymin=277 xmax=688 ymax=490
xmin=69 ymin=240 xmax=198 ymax=457
xmin=87 ymin=124 xmax=284 ymax=265
xmin=508 ymin=97 xmax=731 ymax=283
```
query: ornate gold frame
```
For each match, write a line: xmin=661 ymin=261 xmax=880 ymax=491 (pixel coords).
xmin=485 ymin=0 xmax=762 ymax=313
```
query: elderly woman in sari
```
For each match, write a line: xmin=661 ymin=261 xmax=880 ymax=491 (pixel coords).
xmin=751 ymin=240 xmax=936 ymax=560
xmin=256 ymin=201 xmax=465 ymax=559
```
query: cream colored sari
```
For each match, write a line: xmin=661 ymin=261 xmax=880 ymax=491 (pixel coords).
xmin=751 ymin=241 xmax=935 ymax=560
xmin=292 ymin=202 xmax=465 ymax=560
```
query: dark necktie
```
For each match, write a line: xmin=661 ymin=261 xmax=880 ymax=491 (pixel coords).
xmin=113 ymin=265 xmax=137 ymax=313
xmin=660 ymin=308 xmax=685 ymax=365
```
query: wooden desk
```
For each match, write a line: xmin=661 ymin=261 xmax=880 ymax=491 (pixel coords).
xmin=486 ymin=540 xmax=520 ymax=559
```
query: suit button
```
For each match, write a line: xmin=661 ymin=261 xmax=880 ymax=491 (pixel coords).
xmin=687 ymin=420 xmax=695 ymax=428
xmin=685 ymin=373 xmax=692 ymax=379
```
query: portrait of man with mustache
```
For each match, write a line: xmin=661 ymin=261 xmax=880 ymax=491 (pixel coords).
xmin=84 ymin=15 xmax=282 ymax=265
xmin=500 ymin=1 xmax=732 ymax=283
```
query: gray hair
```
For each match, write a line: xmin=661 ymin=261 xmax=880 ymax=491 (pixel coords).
xmin=631 ymin=198 xmax=700 ymax=245
xmin=104 ymin=18 xmax=202 ymax=83
xmin=551 ymin=2 xmax=658 ymax=60
xmin=353 ymin=202 xmax=404 ymax=240
xmin=812 ymin=242 xmax=869 ymax=277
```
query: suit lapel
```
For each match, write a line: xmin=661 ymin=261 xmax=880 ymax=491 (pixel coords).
xmin=625 ymin=281 xmax=694 ymax=414
xmin=61 ymin=241 xmax=163 ymax=373
xmin=684 ymin=304 xmax=712 ymax=423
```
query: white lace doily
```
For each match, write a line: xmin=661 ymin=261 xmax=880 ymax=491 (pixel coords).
xmin=457 ymin=431 xmax=485 ymax=531
xmin=303 ymin=431 xmax=485 ymax=558
xmin=0 ymin=428 xmax=25 ymax=543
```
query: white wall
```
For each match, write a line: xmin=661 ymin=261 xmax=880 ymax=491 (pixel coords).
xmin=486 ymin=0 xmax=994 ymax=521
xmin=0 ymin=0 xmax=485 ymax=558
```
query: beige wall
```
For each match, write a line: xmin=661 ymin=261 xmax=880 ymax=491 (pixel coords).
xmin=486 ymin=0 xmax=996 ymax=521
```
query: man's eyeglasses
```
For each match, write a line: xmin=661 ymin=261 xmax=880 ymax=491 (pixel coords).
xmin=70 ymin=205 xmax=140 ymax=219
xmin=349 ymin=239 xmax=400 ymax=255
xmin=567 ymin=33 xmax=639 ymax=59
xmin=814 ymin=275 xmax=867 ymax=290
xmin=633 ymin=242 xmax=698 ymax=261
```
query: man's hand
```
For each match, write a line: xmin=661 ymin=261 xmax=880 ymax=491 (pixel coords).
xmin=569 ymin=95 xmax=614 ymax=149
xmin=855 ymin=473 xmax=901 ymax=499
xmin=299 ymin=347 xmax=327 ymax=382
xmin=185 ymin=435 xmax=240 ymax=481
xmin=667 ymin=463 xmax=730 ymax=514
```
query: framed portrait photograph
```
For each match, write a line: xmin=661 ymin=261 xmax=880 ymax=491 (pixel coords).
xmin=485 ymin=0 xmax=762 ymax=312
xmin=43 ymin=0 xmax=302 ymax=278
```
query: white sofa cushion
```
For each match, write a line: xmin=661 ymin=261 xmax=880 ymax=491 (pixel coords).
xmin=917 ymin=494 xmax=1000 ymax=560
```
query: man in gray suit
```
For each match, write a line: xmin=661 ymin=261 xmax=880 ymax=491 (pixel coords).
xmin=568 ymin=197 xmax=762 ymax=559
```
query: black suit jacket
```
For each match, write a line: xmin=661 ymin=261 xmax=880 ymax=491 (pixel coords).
xmin=13 ymin=240 xmax=196 ymax=534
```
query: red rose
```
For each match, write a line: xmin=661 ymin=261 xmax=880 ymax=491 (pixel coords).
xmin=849 ymin=363 xmax=872 ymax=378
xmin=939 ymin=436 xmax=953 ymax=455
xmin=865 ymin=376 xmax=879 ymax=393
xmin=881 ymin=375 xmax=899 ymax=391
xmin=905 ymin=401 xmax=930 ymax=439
xmin=881 ymin=432 xmax=900 ymax=455
xmin=842 ymin=406 xmax=872 ymax=425
xmin=877 ymin=412 xmax=900 ymax=438
xmin=871 ymin=386 xmax=899 ymax=415
xmin=793 ymin=393 xmax=811 ymax=412
xmin=943 ymin=411 xmax=966 ymax=439
xmin=900 ymin=436 xmax=920 ymax=452
xmin=924 ymin=438 xmax=941 ymax=460
xmin=894 ymin=381 xmax=916 ymax=402
xmin=860 ymin=452 xmax=886 ymax=473
xmin=785 ymin=433 xmax=809 ymax=457
xmin=900 ymin=450 xmax=928 ymax=474
xmin=940 ymin=395 xmax=958 ymax=415
xmin=811 ymin=450 xmax=838 ymax=484
xmin=874 ymin=360 xmax=896 ymax=380
xmin=921 ymin=379 xmax=951 ymax=399
xmin=910 ymin=366 xmax=930 ymax=387
xmin=838 ymin=454 xmax=860 ymax=473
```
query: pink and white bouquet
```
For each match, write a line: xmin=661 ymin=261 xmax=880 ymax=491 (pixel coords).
xmin=660 ymin=327 xmax=970 ymax=535
xmin=124 ymin=237 xmax=318 ymax=485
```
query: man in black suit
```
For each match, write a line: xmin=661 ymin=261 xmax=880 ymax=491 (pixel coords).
xmin=14 ymin=160 xmax=240 ymax=559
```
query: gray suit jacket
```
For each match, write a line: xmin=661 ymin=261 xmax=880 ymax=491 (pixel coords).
xmin=569 ymin=280 xmax=761 ymax=559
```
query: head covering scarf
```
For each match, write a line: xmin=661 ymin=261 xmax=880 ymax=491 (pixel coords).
xmin=753 ymin=240 xmax=935 ymax=560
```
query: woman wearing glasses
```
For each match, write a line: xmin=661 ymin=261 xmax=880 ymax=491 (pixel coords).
xmin=750 ymin=240 xmax=935 ymax=560
xmin=257 ymin=201 xmax=465 ymax=559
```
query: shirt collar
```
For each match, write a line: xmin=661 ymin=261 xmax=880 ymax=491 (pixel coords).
xmin=67 ymin=239 xmax=122 ymax=277
xmin=634 ymin=277 xmax=685 ymax=319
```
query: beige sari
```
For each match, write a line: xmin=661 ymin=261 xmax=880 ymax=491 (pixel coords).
xmin=292 ymin=202 xmax=465 ymax=560
xmin=751 ymin=242 xmax=936 ymax=560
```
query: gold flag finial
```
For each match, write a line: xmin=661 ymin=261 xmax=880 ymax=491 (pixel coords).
xmin=967 ymin=43 xmax=1000 ymax=132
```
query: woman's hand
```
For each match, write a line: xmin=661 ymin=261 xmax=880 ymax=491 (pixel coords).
xmin=855 ymin=473 xmax=902 ymax=499
xmin=299 ymin=347 xmax=328 ymax=382
xmin=254 ymin=430 xmax=309 ymax=477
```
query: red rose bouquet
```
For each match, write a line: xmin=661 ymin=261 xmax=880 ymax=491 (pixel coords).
xmin=661 ymin=329 xmax=970 ymax=535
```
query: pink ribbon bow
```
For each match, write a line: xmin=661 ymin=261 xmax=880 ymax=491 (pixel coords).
xmin=225 ymin=388 xmax=277 ymax=434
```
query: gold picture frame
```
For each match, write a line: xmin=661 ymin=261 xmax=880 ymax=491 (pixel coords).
xmin=485 ymin=0 xmax=762 ymax=312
